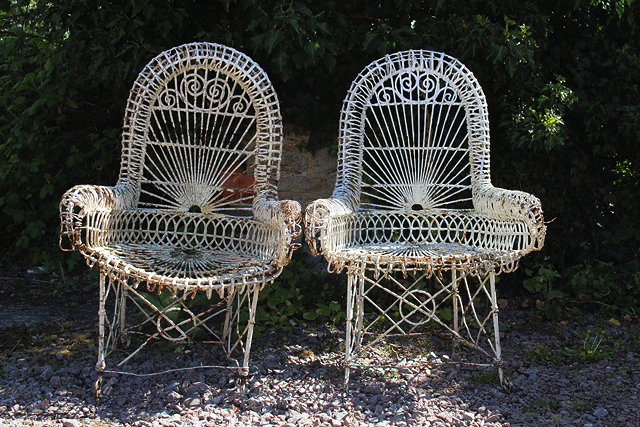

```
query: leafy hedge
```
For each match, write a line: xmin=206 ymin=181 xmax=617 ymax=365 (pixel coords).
xmin=1 ymin=0 xmax=638 ymax=311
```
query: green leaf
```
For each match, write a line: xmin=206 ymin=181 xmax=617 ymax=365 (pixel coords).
xmin=265 ymin=30 xmax=284 ymax=54
xmin=303 ymin=311 xmax=317 ymax=320
xmin=288 ymin=18 xmax=300 ymax=34
xmin=39 ymin=183 xmax=54 ymax=199
xmin=363 ymin=32 xmax=377 ymax=50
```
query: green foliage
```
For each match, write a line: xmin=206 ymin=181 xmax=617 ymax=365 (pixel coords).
xmin=528 ymin=331 xmax=611 ymax=362
xmin=133 ymin=290 xmax=214 ymax=342
xmin=523 ymin=265 xmax=564 ymax=300
xmin=566 ymin=262 xmax=634 ymax=304
xmin=303 ymin=300 xmax=345 ymax=324
xmin=255 ymin=280 xmax=305 ymax=330
xmin=561 ymin=329 xmax=611 ymax=361
xmin=511 ymin=76 xmax=578 ymax=151
xmin=525 ymin=344 xmax=558 ymax=363
xmin=255 ymin=255 xmax=344 ymax=330
xmin=522 ymin=398 xmax=561 ymax=417
xmin=1 ymin=0 xmax=639 ymax=314
xmin=524 ymin=260 xmax=639 ymax=314
xmin=469 ymin=369 xmax=501 ymax=385
xmin=524 ymin=322 xmax=636 ymax=364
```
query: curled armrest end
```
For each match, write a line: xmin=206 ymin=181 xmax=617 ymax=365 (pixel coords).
xmin=473 ymin=185 xmax=546 ymax=250
xmin=59 ymin=184 xmax=131 ymax=251
xmin=254 ymin=198 xmax=303 ymax=266
xmin=304 ymin=198 xmax=354 ymax=256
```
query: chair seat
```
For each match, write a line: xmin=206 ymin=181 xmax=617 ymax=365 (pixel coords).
xmin=327 ymin=241 xmax=519 ymax=272
xmin=91 ymin=243 xmax=279 ymax=291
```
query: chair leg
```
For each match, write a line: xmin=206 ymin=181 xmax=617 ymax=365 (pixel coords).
xmin=95 ymin=272 xmax=107 ymax=399
xmin=488 ymin=271 xmax=504 ymax=384
xmin=239 ymin=287 xmax=260 ymax=387
xmin=222 ymin=294 xmax=234 ymax=351
xmin=118 ymin=284 xmax=128 ymax=346
xmin=344 ymin=271 xmax=365 ymax=387
xmin=451 ymin=270 xmax=460 ymax=352
xmin=355 ymin=272 xmax=365 ymax=349
xmin=344 ymin=272 xmax=355 ymax=387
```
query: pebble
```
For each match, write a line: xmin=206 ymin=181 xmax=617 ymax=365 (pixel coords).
xmin=183 ymin=396 xmax=201 ymax=407
xmin=593 ymin=407 xmax=609 ymax=418
xmin=49 ymin=375 xmax=61 ymax=388
xmin=461 ymin=411 xmax=475 ymax=421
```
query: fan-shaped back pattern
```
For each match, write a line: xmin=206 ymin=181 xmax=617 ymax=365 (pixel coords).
xmin=119 ymin=43 xmax=282 ymax=215
xmin=335 ymin=50 xmax=490 ymax=211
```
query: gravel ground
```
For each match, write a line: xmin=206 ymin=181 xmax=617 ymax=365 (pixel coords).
xmin=1 ymin=270 xmax=639 ymax=426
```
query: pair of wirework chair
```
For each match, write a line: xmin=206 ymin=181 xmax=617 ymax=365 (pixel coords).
xmin=60 ymin=43 xmax=545 ymax=396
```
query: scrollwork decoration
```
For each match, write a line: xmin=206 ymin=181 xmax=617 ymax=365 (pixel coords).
xmin=229 ymin=94 xmax=252 ymax=115
xmin=372 ymin=72 xmax=461 ymax=105
xmin=158 ymin=88 xmax=178 ymax=108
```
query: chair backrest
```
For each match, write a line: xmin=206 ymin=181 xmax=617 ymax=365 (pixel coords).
xmin=334 ymin=50 xmax=491 ymax=211
xmin=118 ymin=43 xmax=282 ymax=215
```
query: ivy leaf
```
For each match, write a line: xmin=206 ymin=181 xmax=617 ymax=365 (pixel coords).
xmin=265 ymin=30 xmax=284 ymax=54
xmin=39 ymin=183 xmax=54 ymax=199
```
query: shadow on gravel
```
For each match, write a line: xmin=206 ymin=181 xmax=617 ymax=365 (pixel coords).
xmin=1 ymin=267 xmax=639 ymax=426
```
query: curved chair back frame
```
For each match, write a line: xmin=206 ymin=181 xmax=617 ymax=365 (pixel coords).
xmin=118 ymin=43 xmax=282 ymax=214
xmin=335 ymin=50 xmax=491 ymax=211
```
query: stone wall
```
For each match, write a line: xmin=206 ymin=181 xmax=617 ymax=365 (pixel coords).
xmin=278 ymin=126 xmax=337 ymax=210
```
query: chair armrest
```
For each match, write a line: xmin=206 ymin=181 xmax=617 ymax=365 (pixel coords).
xmin=254 ymin=198 xmax=302 ymax=266
xmin=473 ymin=185 xmax=546 ymax=250
xmin=304 ymin=198 xmax=355 ymax=256
xmin=59 ymin=184 xmax=133 ymax=251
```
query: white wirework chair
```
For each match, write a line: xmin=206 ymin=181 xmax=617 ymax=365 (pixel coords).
xmin=305 ymin=50 xmax=545 ymax=384
xmin=60 ymin=43 xmax=301 ymax=397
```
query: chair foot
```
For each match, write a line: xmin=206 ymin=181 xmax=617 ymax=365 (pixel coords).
xmin=344 ymin=366 xmax=351 ymax=390
xmin=499 ymin=369 xmax=513 ymax=391
xmin=496 ymin=359 xmax=512 ymax=390
xmin=237 ymin=368 xmax=251 ymax=392
xmin=93 ymin=371 xmax=103 ymax=400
